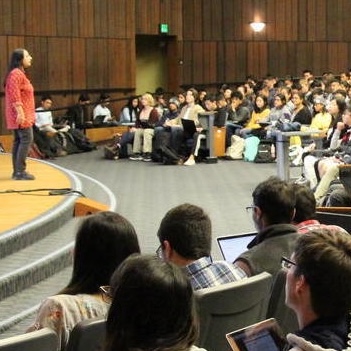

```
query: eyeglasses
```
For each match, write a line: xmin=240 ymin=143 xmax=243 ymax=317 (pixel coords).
xmin=99 ymin=285 xmax=112 ymax=303
xmin=281 ymin=256 xmax=296 ymax=270
xmin=156 ymin=245 xmax=164 ymax=259
xmin=245 ymin=205 xmax=257 ymax=213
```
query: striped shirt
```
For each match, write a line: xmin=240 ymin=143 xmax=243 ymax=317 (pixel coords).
xmin=184 ymin=256 xmax=247 ymax=291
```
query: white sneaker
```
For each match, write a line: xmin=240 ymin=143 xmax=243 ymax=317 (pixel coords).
xmin=184 ymin=158 xmax=195 ymax=166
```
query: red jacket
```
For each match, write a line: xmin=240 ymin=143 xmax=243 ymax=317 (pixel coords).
xmin=5 ymin=68 xmax=35 ymax=129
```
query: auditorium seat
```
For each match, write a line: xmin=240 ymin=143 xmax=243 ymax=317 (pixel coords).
xmin=65 ymin=317 xmax=105 ymax=351
xmin=195 ymin=271 xmax=272 ymax=351
xmin=0 ymin=328 xmax=57 ymax=351
xmin=266 ymin=269 xmax=299 ymax=335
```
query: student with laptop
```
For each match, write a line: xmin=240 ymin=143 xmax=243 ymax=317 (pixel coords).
xmin=156 ymin=203 xmax=247 ymax=290
xmin=234 ymin=176 xmax=298 ymax=277
xmin=164 ymin=88 xmax=204 ymax=160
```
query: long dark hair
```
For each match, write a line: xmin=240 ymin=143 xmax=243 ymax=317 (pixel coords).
xmin=3 ymin=48 xmax=25 ymax=87
xmin=105 ymin=255 xmax=198 ymax=351
xmin=253 ymin=94 xmax=268 ymax=113
xmin=124 ymin=95 xmax=140 ymax=122
xmin=60 ymin=211 xmax=140 ymax=295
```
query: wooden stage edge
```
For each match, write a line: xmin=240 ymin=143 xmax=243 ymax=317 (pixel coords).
xmin=0 ymin=153 xmax=75 ymax=234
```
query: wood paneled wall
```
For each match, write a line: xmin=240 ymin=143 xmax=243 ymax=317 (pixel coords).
xmin=1 ymin=0 xmax=351 ymax=133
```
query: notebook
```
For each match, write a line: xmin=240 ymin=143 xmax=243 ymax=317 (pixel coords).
xmin=181 ymin=118 xmax=197 ymax=135
xmin=217 ymin=232 xmax=256 ymax=263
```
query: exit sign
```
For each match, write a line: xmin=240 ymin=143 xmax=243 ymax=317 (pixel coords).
xmin=159 ymin=23 xmax=169 ymax=34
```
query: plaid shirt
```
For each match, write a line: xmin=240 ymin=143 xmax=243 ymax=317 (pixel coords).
xmin=184 ymin=256 xmax=247 ymax=291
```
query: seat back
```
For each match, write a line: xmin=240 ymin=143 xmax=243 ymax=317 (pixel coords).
xmin=0 ymin=328 xmax=58 ymax=351
xmin=65 ymin=317 xmax=106 ymax=351
xmin=315 ymin=210 xmax=351 ymax=233
xmin=195 ymin=272 xmax=273 ymax=351
xmin=266 ymin=269 xmax=299 ymax=335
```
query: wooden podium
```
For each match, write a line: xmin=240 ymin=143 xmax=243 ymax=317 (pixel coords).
xmin=74 ymin=198 xmax=109 ymax=216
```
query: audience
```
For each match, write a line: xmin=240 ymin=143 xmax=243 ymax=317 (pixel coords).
xmin=65 ymin=93 xmax=91 ymax=129
xmin=234 ymin=176 xmax=298 ymax=277
xmin=157 ymin=203 xmax=247 ymax=290
xmin=35 ymin=95 xmax=70 ymax=133
xmin=291 ymin=183 xmax=348 ymax=234
xmin=27 ymin=211 xmax=140 ymax=350
xmin=129 ymin=92 xmax=159 ymax=162
xmin=119 ymin=95 xmax=140 ymax=123
xmin=284 ymin=228 xmax=351 ymax=350
xmin=93 ymin=93 xmax=118 ymax=126
xmin=105 ymin=254 xmax=206 ymax=351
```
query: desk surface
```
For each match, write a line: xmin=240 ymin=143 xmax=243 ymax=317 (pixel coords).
xmin=278 ymin=129 xmax=322 ymax=137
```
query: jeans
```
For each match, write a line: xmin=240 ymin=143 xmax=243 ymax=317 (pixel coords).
xmin=12 ymin=127 xmax=33 ymax=174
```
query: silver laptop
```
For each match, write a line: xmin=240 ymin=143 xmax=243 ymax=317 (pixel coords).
xmin=217 ymin=232 xmax=256 ymax=263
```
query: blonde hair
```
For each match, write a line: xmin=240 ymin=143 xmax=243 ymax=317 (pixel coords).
xmin=142 ymin=93 xmax=155 ymax=107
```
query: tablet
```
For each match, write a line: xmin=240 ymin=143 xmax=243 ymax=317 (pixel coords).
xmin=226 ymin=318 xmax=288 ymax=351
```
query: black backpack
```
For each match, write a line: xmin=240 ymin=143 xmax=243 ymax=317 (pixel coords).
xmin=254 ymin=142 xmax=275 ymax=163
xmin=159 ymin=145 xmax=181 ymax=165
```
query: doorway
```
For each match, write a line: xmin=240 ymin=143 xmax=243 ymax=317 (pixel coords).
xmin=135 ymin=35 xmax=178 ymax=95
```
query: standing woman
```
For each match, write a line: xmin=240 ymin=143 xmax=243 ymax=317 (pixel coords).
xmin=4 ymin=48 xmax=35 ymax=180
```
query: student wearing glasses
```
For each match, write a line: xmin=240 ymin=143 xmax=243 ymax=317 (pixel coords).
xmin=283 ymin=228 xmax=351 ymax=350
xmin=234 ymin=177 xmax=298 ymax=277
xmin=27 ymin=211 xmax=140 ymax=350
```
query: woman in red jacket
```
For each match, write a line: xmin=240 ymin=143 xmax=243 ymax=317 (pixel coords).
xmin=4 ymin=48 xmax=36 ymax=180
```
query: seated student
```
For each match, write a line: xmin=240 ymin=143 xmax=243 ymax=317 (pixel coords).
xmin=35 ymin=95 xmax=70 ymax=133
xmin=182 ymin=93 xmax=228 ymax=166
xmin=225 ymin=91 xmax=250 ymax=147
xmin=239 ymin=94 xmax=270 ymax=138
xmin=157 ymin=203 xmax=246 ymax=290
xmin=303 ymin=105 xmax=351 ymax=205
xmin=105 ymin=255 xmax=207 ymax=351
xmin=165 ymin=88 xmax=205 ymax=159
xmin=264 ymin=93 xmax=293 ymax=137
xmin=119 ymin=95 xmax=140 ymax=123
xmin=129 ymin=92 xmax=159 ymax=162
xmin=284 ymin=228 xmax=351 ymax=350
xmin=153 ymin=97 xmax=180 ymax=160
xmin=309 ymin=97 xmax=332 ymax=136
xmin=92 ymin=93 xmax=118 ymax=126
xmin=291 ymin=91 xmax=312 ymax=127
xmin=234 ymin=177 xmax=298 ymax=277
xmin=65 ymin=93 xmax=91 ymax=129
xmin=291 ymin=183 xmax=348 ymax=234
xmin=27 ymin=211 xmax=140 ymax=351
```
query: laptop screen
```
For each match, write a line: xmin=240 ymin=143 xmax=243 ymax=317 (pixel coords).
xmin=217 ymin=232 xmax=256 ymax=263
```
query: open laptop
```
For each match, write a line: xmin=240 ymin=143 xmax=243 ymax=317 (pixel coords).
xmin=181 ymin=118 xmax=197 ymax=135
xmin=217 ymin=232 xmax=257 ymax=263
xmin=93 ymin=115 xmax=106 ymax=125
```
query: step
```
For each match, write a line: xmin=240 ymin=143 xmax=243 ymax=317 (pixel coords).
xmin=0 ymin=192 xmax=77 ymax=260
xmin=0 ymin=266 xmax=73 ymax=337
xmin=0 ymin=218 xmax=80 ymax=301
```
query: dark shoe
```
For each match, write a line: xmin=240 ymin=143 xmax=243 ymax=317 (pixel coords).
xmin=13 ymin=172 xmax=35 ymax=180
xmin=142 ymin=153 xmax=152 ymax=162
xmin=129 ymin=153 xmax=143 ymax=161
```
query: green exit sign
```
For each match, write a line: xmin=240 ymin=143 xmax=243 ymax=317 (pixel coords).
xmin=159 ymin=23 xmax=169 ymax=34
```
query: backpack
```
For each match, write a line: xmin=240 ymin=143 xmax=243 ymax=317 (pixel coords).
xmin=243 ymin=136 xmax=260 ymax=162
xmin=57 ymin=132 xmax=82 ymax=154
xmin=28 ymin=143 xmax=45 ymax=159
xmin=104 ymin=145 xmax=120 ymax=160
xmin=225 ymin=135 xmax=245 ymax=160
xmin=69 ymin=129 xmax=96 ymax=152
xmin=254 ymin=142 xmax=275 ymax=163
xmin=159 ymin=145 xmax=181 ymax=165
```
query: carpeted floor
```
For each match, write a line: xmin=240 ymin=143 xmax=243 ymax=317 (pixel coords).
xmin=49 ymin=149 xmax=288 ymax=259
